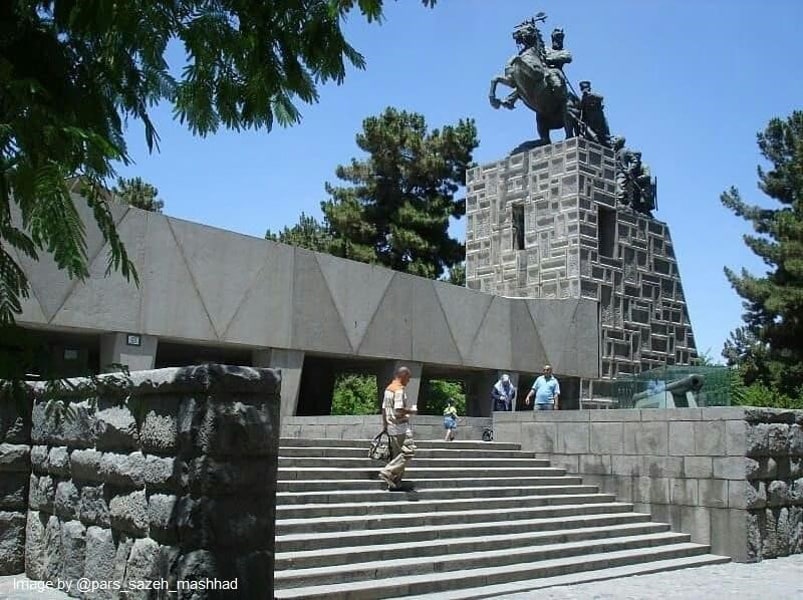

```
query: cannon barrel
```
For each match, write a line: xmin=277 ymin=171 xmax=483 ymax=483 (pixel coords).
xmin=632 ymin=374 xmax=705 ymax=402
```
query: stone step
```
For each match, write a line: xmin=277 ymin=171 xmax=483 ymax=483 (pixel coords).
xmin=273 ymin=539 xmax=707 ymax=597
xmin=278 ymin=466 xmax=567 ymax=481
xmin=277 ymin=475 xmax=584 ymax=492
xmin=276 ymin=501 xmax=634 ymax=536
xmin=279 ymin=456 xmax=550 ymax=468
xmin=276 ymin=484 xmax=600 ymax=505
xmin=394 ymin=553 xmax=732 ymax=600
xmin=280 ymin=446 xmax=537 ymax=459
xmin=276 ymin=492 xmax=616 ymax=520
xmin=276 ymin=511 xmax=650 ymax=553
xmin=276 ymin=521 xmax=670 ymax=570
xmin=280 ymin=438 xmax=519 ymax=451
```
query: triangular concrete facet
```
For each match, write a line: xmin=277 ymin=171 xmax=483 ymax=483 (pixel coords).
xmin=140 ymin=215 xmax=217 ymax=342
xmin=434 ymin=284 xmax=494 ymax=362
xmin=412 ymin=280 xmax=462 ymax=366
xmin=510 ymin=300 xmax=548 ymax=373
xmin=357 ymin=273 xmax=413 ymax=359
xmin=51 ymin=209 xmax=147 ymax=332
xmin=224 ymin=241 xmax=294 ymax=348
xmin=316 ymin=253 xmax=393 ymax=352
xmin=291 ymin=249 xmax=352 ymax=354
xmin=468 ymin=296 xmax=513 ymax=368
xmin=168 ymin=218 xmax=269 ymax=338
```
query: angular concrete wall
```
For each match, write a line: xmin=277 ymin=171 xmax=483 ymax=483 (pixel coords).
xmin=13 ymin=198 xmax=600 ymax=379
xmin=18 ymin=365 xmax=280 ymax=597
xmin=494 ymin=408 xmax=803 ymax=562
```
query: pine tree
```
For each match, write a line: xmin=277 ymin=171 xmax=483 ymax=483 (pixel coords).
xmin=112 ymin=177 xmax=164 ymax=213
xmin=265 ymin=212 xmax=333 ymax=253
xmin=721 ymin=111 xmax=803 ymax=396
xmin=321 ymin=107 xmax=478 ymax=279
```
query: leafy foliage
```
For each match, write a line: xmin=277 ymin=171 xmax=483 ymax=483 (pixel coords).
xmin=330 ymin=372 xmax=378 ymax=415
xmin=443 ymin=262 xmax=466 ymax=286
xmin=728 ymin=367 xmax=803 ymax=409
xmin=319 ymin=107 xmax=478 ymax=279
xmin=1 ymin=0 xmax=436 ymax=325
xmin=720 ymin=111 xmax=803 ymax=395
xmin=112 ymin=177 xmax=164 ymax=213
xmin=421 ymin=379 xmax=465 ymax=416
xmin=266 ymin=212 xmax=333 ymax=252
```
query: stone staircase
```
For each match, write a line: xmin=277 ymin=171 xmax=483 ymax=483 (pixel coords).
xmin=274 ymin=438 xmax=729 ymax=599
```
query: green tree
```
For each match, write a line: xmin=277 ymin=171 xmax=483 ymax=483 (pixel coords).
xmin=112 ymin=177 xmax=164 ymax=213
xmin=422 ymin=379 xmax=466 ymax=416
xmin=330 ymin=373 xmax=378 ymax=415
xmin=720 ymin=111 xmax=803 ymax=396
xmin=444 ymin=262 xmax=466 ymax=286
xmin=265 ymin=212 xmax=333 ymax=253
xmin=0 ymin=0 xmax=436 ymax=325
xmin=321 ymin=107 xmax=478 ymax=279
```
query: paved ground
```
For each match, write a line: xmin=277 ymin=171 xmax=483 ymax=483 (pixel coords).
xmin=2 ymin=556 xmax=802 ymax=599
xmin=497 ymin=554 xmax=803 ymax=600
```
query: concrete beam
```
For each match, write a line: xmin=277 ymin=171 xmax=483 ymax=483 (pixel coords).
xmin=99 ymin=333 xmax=158 ymax=373
xmin=252 ymin=348 xmax=305 ymax=422
xmin=377 ymin=361 xmax=423 ymax=409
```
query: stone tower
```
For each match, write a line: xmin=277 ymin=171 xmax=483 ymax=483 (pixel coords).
xmin=465 ymin=137 xmax=697 ymax=380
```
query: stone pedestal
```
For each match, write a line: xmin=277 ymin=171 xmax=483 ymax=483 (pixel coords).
xmin=465 ymin=138 xmax=697 ymax=379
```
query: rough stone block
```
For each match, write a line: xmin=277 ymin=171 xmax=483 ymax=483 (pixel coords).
xmin=624 ymin=421 xmax=668 ymax=455
xmin=141 ymin=455 xmax=178 ymax=490
xmin=93 ymin=403 xmax=139 ymax=451
xmin=521 ymin=422 xmax=557 ymax=453
xmin=762 ymin=507 xmax=791 ymax=558
xmin=683 ymin=456 xmax=713 ymax=479
xmin=698 ymin=478 xmax=728 ymax=508
xmin=234 ymin=549 xmax=274 ymax=599
xmin=79 ymin=484 xmax=111 ymax=527
xmin=713 ymin=457 xmax=748 ymax=480
xmin=694 ymin=420 xmax=726 ymax=456
xmin=175 ymin=549 xmax=220 ymax=590
xmin=185 ymin=457 xmax=274 ymax=495
xmin=60 ymin=519 xmax=86 ymax=585
xmin=589 ymin=422 xmax=623 ymax=454
xmin=727 ymin=480 xmax=757 ymax=510
xmin=46 ymin=447 xmax=70 ymax=478
xmin=725 ymin=420 xmax=748 ymax=456
xmin=33 ymin=400 xmax=97 ymax=448
xmin=747 ymin=423 xmax=770 ymax=457
xmin=123 ymin=537 xmax=162 ymax=589
xmin=791 ymin=457 xmax=803 ymax=479
xmin=767 ymin=424 xmax=790 ymax=455
xmin=148 ymin=493 xmax=178 ymax=543
xmin=556 ymin=422 xmax=589 ymax=454
xmin=611 ymin=455 xmax=640 ymax=477
xmin=789 ymin=424 xmax=803 ymax=457
xmin=176 ymin=496 xmax=273 ymax=551
xmin=30 ymin=445 xmax=48 ymax=472
xmin=70 ymin=449 xmax=103 ymax=483
xmin=112 ymin=534 xmax=135 ymax=585
xmin=54 ymin=480 xmax=80 ymax=520
xmin=744 ymin=408 xmax=797 ymax=424
xmin=139 ymin=397 xmax=180 ymax=454
xmin=0 ymin=443 xmax=30 ymax=472
xmin=109 ymin=489 xmax=148 ymax=536
xmin=0 ymin=402 xmax=30 ymax=444
xmin=792 ymin=478 xmax=803 ymax=507
xmin=758 ymin=457 xmax=778 ymax=479
xmin=83 ymin=526 xmax=117 ymax=599
xmin=43 ymin=514 xmax=62 ymax=581
xmin=745 ymin=457 xmax=761 ymax=480
xmin=668 ymin=422 xmax=695 ymax=456
xmin=766 ymin=480 xmax=790 ymax=507
xmin=579 ymin=454 xmax=611 ymax=475
xmin=670 ymin=478 xmax=698 ymax=506
xmin=99 ymin=451 xmax=148 ymax=488
xmin=29 ymin=473 xmax=55 ymax=513
xmin=0 ymin=472 xmax=29 ymax=510
xmin=0 ymin=511 xmax=26 ymax=574
xmin=25 ymin=510 xmax=46 ymax=579
xmin=191 ymin=398 xmax=277 ymax=457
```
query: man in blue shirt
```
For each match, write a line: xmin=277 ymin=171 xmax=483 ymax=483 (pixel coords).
xmin=525 ymin=365 xmax=561 ymax=410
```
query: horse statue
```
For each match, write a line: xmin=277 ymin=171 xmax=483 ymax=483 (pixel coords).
xmin=489 ymin=14 xmax=579 ymax=150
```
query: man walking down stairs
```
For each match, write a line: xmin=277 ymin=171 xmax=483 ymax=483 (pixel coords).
xmin=274 ymin=438 xmax=729 ymax=600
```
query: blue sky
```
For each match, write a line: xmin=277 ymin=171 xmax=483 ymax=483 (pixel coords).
xmin=115 ymin=0 xmax=803 ymax=363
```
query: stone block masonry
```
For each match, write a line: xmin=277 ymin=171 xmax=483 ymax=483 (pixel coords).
xmin=18 ymin=364 xmax=280 ymax=599
xmin=0 ymin=393 xmax=32 ymax=575
xmin=465 ymin=138 xmax=698 ymax=378
xmin=495 ymin=407 xmax=803 ymax=562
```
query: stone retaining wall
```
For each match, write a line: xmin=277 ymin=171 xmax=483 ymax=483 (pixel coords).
xmin=494 ymin=408 xmax=803 ymax=561
xmin=0 ymin=392 xmax=32 ymax=574
xmin=22 ymin=364 xmax=280 ymax=598
xmin=282 ymin=415 xmax=493 ymax=441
